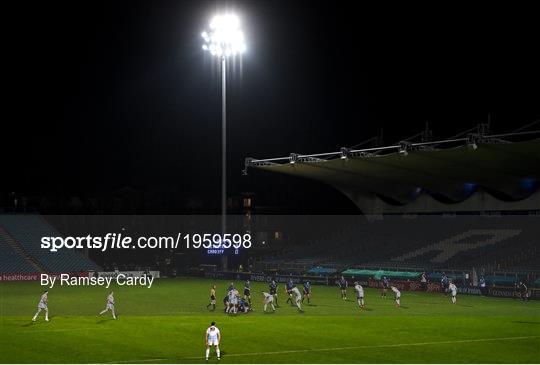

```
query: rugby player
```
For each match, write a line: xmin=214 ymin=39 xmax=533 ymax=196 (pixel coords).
xmin=302 ymin=280 xmax=311 ymax=304
xmin=441 ymin=273 xmax=449 ymax=295
xmin=285 ymin=278 xmax=295 ymax=305
xmin=238 ymin=298 xmax=251 ymax=313
xmin=205 ymin=321 xmax=221 ymax=361
xmin=226 ymin=288 xmax=238 ymax=314
xmin=391 ymin=285 xmax=401 ymax=307
xmin=243 ymin=280 xmax=251 ymax=304
xmin=448 ymin=281 xmax=457 ymax=304
xmin=381 ymin=276 xmax=389 ymax=298
xmin=338 ymin=276 xmax=348 ymax=300
xmin=269 ymin=279 xmax=279 ymax=306
xmin=261 ymin=291 xmax=276 ymax=312
xmin=354 ymin=282 xmax=365 ymax=309
xmin=290 ymin=285 xmax=303 ymax=311
xmin=32 ymin=290 xmax=49 ymax=322
xmin=99 ymin=291 xmax=117 ymax=319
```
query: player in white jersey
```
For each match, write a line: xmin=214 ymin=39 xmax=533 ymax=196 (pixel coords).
xmin=99 ymin=291 xmax=117 ymax=319
xmin=205 ymin=321 xmax=221 ymax=361
xmin=448 ymin=281 xmax=457 ymax=304
xmin=32 ymin=290 xmax=49 ymax=322
xmin=391 ymin=286 xmax=401 ymax=307
xmin=290 ymin=286 xmax=303 ymax=311
xmin=226 ymin=289 xmax=238 ymax=314
xmin=354 ymin=282 xmax=365 ymax=309
xmin=261 ymin=291 xmax=276 ymax=312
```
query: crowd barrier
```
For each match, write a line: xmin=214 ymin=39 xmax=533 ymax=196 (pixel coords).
xmin=0 ymin=271 xmax=89 ymax=281
xmin=92 ymin=270 xmax=161 ymax=279
xmin=0 ymin=270 xmax=162 ymax=281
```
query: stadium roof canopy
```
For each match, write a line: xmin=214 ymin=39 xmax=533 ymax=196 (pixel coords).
xmin=246 ymin=127 xmax=540 ymax=214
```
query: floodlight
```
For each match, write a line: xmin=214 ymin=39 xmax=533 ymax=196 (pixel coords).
xmin=202 ymin=13 xmax=246 ymax=58
xmin=289 ymin=153 xmax=298 ymax=165
xmin=340 ymin=147 xmax=349 ymax=160
xmin=398 ymin=141 xmax=411 ymax=156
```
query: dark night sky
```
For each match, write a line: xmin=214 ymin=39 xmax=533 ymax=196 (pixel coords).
xmin=4 ymin=1 xmax=540 ymax=212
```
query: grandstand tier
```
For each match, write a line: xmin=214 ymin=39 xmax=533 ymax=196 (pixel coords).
xmin=0 ymin=215 xmax=100 ymax=274
xmin=256 ymin=214 xmax=539 ymax=277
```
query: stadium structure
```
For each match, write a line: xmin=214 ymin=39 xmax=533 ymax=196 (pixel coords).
xmin=1 ymin=124 xmax=539 ymax=364
xmin=0 ymin=215 xmax=101 ymax=280
xmin=236 ymin=123 xmax=540 ymax=296
xmin=1 ymin=124 xmax=539 ymax=296
xmin=245 ymin=123 xmax=540 ymax=215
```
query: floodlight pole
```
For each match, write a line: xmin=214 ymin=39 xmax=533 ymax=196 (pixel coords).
xmin=202 ymin=14 xmax=245 ymax=271
xmin=221 ymin=55 xmax=228 ymax=271
xmin=221 ymin=56 xmax=227 ymax=236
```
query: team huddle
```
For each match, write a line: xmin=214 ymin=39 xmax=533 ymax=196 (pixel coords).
xmin=207 ymin=278 xmax=310 ymax=314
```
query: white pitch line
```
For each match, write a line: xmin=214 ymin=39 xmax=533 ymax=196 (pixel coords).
xmin=178 ymin=335 xmax=540 ymax=360
xmin=27 ymin=327 xmax=109 ymax=333
xmin=107 ymin=358 xmax=168 ymax=364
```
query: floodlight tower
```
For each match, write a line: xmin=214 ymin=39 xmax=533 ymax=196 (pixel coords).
xmin=201 ymin=14 xmax=246 ymax=255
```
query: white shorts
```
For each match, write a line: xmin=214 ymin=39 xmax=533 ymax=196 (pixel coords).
xmin=207 ymin=339 xmax=219 ymax=346
xmin=38 ymin=303 xmax=48 ymax=310
xmin=264 ymin=297 xmax=274 ymax=304
xmin=107 ymin=303 xmax=115 ymax=310
xmin=395 ymin=294 xmax=401 ymax=299
xmin=451 ymin=292 xmax=457 ymax=297
xmin=230 ymin=298 xmax=238 ymax=305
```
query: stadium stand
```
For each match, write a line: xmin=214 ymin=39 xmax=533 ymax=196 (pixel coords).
xmin=0 ymin=235 xmax=37 ymax=274
xmin=342 ymin=268 xmax=421 ymax=280
xmin=307 ymin=267 xmax=338 ymax=275
xmin=0 ymin=215 xmax=101 ymax=273
xmin=260 ymin=214 xmax=539 ymax=276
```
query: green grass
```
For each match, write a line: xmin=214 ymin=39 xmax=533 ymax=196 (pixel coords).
xmin=1 ymin=278 xmax=539 ymax=363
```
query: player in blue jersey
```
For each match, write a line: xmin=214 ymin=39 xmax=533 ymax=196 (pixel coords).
xmin=269 ymin=279 xmax=279 ymax=306
xmin=286 ymin=278 xmax=295 ymax=305
xmin=441 ymin=273 xmax=449 ymax=295
xmin=222 ymin=294 xmax=229 ymax=312
xmin=243 ymin=280 xmax=251 ymax=304
xmin=238 ymin=298 xmax=251 ymax=313
xmin=338 ymin=276 xmax=348 ymax=300
xmin=381 ymin=276 xmax=389 ymax=298
xmin=302 ymin=280 xmax=312 ymax=304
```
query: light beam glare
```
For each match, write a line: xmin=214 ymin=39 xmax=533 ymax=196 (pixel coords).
xmin=201 ymin=13 xmax=246 ymax=58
